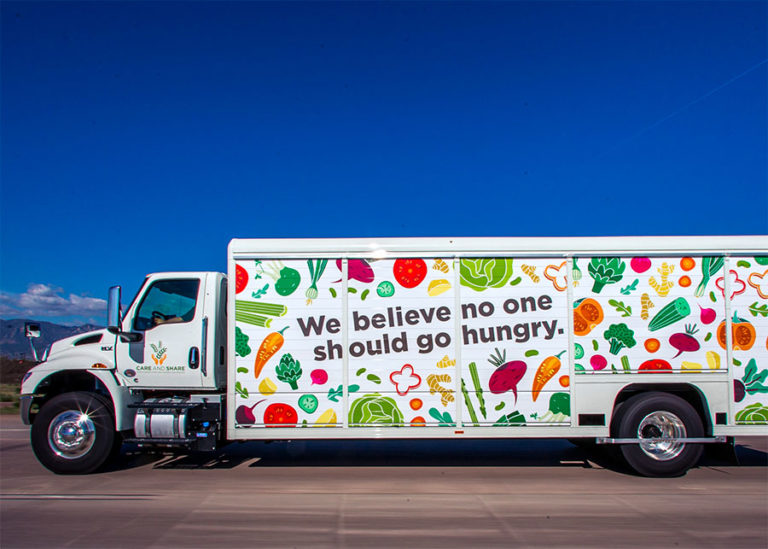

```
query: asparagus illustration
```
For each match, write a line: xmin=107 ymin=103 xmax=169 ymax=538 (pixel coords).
xmin=469 ymin=361 xmax=487 ymax=418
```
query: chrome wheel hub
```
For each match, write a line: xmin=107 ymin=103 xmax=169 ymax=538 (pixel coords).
xmin=637 ymin=411 xmax=686 ymax=461
xmin=48 ymin=411 xmax=96 ymax=459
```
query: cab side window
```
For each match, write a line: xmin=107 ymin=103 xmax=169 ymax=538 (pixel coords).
xmin=133 ymin=279 xmax=200 ymax=331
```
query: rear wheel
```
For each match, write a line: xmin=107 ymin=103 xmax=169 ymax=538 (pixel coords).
xmin=31 ymin=392 xmax=117 ymax=474
xmin=617 ymin=392 xmax=704 ymax=477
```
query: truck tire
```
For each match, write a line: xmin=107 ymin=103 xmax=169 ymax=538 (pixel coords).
xmin=31 ymin=391 xmax=117 ymax=474
xmin=617 ymin=392 xmax=704 ymax=477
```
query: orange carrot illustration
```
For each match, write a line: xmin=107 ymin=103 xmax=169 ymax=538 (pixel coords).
xmin=532 ymin=351 xmax=565 ymax=401
xmin=254 ymin=327 xmax=288 ymax=378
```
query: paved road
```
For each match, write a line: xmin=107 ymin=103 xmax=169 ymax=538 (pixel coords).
xmin=1 ymin=415 xmax=766 ymax=548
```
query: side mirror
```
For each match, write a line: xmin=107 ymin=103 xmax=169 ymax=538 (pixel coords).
xmin=24 ymin=322 xmax=41 ymax=339
xmin=107 ymin=285 xmax=142 ymax=342
xmin=107 ymin=286 xmax=122 ymax=334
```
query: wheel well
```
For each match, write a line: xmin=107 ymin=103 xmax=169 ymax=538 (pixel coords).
xmin=28 ymin=371 xmax=113 ymax=424
xmin=610 ymin=384 xmax=713 ymax=436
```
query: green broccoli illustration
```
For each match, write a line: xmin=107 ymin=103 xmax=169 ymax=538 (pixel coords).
xmin=235 ymin=327 xmax=251 ymax=358
xmin=276 ymin=353 xmax=302 ymax=390
xmin=603 ymin=323 xmax=636 ymax=355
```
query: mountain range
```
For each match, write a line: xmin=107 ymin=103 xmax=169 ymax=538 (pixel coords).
xmin=0 ymin=319 xmax=102 ymax=360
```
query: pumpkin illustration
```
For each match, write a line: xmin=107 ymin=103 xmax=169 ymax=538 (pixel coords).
xmin=573 ymin=298 xmax=604 ymax=336
xmin=717 ymin=313 xmax=756 ymax=351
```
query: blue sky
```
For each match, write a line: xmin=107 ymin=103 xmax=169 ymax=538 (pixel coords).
xmin=1 ymin=1 xmax=766 ymax=325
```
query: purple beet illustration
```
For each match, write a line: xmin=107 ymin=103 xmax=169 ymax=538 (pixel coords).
xmin=334 ymin=259 xmax=375 ymax=283
xmin=235 ymin=399 xmax=266 ymax=425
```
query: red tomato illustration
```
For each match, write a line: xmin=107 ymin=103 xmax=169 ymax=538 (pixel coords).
xmin=638 ymin=359 xmax=672 ymax=373
xmin=393 ymin=259 xmax=427 ymax=288
xmin=263 ymin=403 xmax=298 ymax=427
xmin=236 ymin=264 xmax=248 ymax=294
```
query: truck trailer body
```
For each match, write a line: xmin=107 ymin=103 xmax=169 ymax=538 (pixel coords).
xmin=20 ymin=236 xmax=768 ymax=476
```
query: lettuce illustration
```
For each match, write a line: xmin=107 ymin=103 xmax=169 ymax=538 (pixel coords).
xmin=459 ymin=259 xmax=514 ymax=292
xmin=349 ymin=393 xmax=404 ymax=425
xmin=735 ymin=403 xmax=768 ymax=424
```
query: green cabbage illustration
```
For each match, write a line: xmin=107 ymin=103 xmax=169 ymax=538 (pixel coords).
xmin=349 ymin=393 xmax=404 ymax=425
xmin=735 ymin=403 xmax=768 ymax=424
xmin=459 ymin=258 xmax=514 ymax=292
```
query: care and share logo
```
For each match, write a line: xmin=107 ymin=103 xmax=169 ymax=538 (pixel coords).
xmin=150 ymin=341 xmax=167 ymax=365
xmin=139 ymin=341 xmax=185 ymax=373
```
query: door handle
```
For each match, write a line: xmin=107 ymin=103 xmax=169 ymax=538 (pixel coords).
xmin=188 ymin=347 xmax=200 ymax=369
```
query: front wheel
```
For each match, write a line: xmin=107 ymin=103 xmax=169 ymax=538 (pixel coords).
xmin=617 ymin=392 xmax=704 ymax=477
xmin=31 ymin=392 xmax=117 ymax=474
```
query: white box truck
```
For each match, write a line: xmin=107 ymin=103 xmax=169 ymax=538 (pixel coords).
xmin=20 ymin=237 xmax=768 ymax=476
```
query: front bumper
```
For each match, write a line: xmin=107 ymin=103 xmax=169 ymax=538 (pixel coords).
xmin=19 ymin=395 xmax=34 ymax=425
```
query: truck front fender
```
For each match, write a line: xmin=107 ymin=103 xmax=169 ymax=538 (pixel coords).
xmin=21 ymin=367 xmax=141 ymax=431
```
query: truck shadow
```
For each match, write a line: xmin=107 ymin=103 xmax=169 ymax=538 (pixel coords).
xmin=113 ymin=438 xmax=767 ymax=474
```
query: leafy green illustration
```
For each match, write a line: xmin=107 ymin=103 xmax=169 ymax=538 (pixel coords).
xmin=620 ymin=279 xmax=639 ymax=295
xmin=608 ymin=299 xmax=632 ymax=317
xmin=494 ymin=411 xmax=526 ymax=426
xmin=327 ymin=384 xmax=360 ymax=402
xmin=235 ymin=326 xmax=251 ymax=357
xmin=587 ymin=257 xmax=626 ymax=293
xmin=235 ymin=381 xmax=248 ymax=399
xmin=251 ymin=284 xmax=269 ymax=299
xmin=742 ymin=359 xmax=768 ymax=394
xmin=748 ymin=302 xmax=768 ymax=318
xmin=428 ymin=407 xmax=455 ymax=426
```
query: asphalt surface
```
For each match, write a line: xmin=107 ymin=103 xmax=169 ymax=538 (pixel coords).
xmin=1 ymin=415 xmax=767 ymax=548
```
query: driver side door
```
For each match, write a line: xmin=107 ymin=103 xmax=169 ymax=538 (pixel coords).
xmin=115 ymin=275 xmax=206 ymax=389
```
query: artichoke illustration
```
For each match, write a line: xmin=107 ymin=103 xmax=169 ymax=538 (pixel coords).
xmin=275 ymin=353 xmax=302 ymax=390
xmin=588 ymin=257 xmax=626 ymax=293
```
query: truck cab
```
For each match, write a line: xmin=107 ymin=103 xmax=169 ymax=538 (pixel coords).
xmin=109 ymin=272 xmax=228 ymax=391
xmin=20 ymin=272 xmax=227 ymax=474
